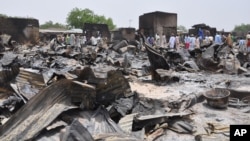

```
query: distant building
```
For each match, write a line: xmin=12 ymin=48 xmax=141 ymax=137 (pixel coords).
xmin=139 ymin=11 xmax=177 ymax=39
xmin=188 ymin=23 xmax=217 ymax=37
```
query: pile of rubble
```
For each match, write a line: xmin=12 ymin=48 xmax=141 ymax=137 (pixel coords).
xmin=0 ymin=34 xmax=250 ymax=141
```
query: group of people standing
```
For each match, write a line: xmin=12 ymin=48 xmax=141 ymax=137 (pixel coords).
xmin=183 ymin=34 xmax=200 ymax=51
xmin=51 ymin=32 xmax=105 ymax=51
xmin=52 ymin=29 xmax=250 ymax=55
xmin=238 ymin=31 xmax=250 ymax=53
xmin=145 ymin=30 xmax=204 ymax=52
xmin=163 ymin=32 xmax=200 ymax=51
xmin=146 ymin=33 xmax=180 ymax=50
xmin=62 ymin=33 xmax=103 ymax=47
xmin=208 ymin=31 xmax=250 ymax=53
xmin=64 ymin=33 xmax=87 ymax=48
xmin=144 ymin=29 xmax=250 ymax=55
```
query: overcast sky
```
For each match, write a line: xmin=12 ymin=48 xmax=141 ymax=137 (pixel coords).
xmin=1 ymin=0 xmax=249 ymax=31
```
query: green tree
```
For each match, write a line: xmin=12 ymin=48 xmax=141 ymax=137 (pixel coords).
xmin=66 ymin=8 xmax=116 ymax=30
xmin=177 ymin=25 xmax=187 ymax=32
xmin=0 ymin=13 xmax=8 ymax=17
xmin=40 ymin=21 xmax=67 ymax=29
xmin=233 ymin=23 xmax=250 ymax=36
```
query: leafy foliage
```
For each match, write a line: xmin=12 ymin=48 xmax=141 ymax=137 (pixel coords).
xmin=233 ymin=23 xmax=250 ymax=36
xmin=40 ymin=21 xmax=68 ymax=29
xmin=0 ymin=13 xmax=8 ymax=18
xmin=177 ymin=25 xmax=187 ymax=32
xmin=66 ymin=8 xmax=116 ymax=30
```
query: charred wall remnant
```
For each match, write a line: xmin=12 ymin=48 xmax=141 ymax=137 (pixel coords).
xmin=111 ymin=28 xmax=136 ymax=42
xmin=83 ymin=23 xmax=111 ymax=41
xmin=0 ymin=17 xmax=39 ymax=44
xmin=139 ymin=11 xmax=177 ymax=39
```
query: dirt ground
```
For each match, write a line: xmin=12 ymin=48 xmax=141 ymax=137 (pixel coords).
xmin=129 ymin=71 xmax=250 ymax=141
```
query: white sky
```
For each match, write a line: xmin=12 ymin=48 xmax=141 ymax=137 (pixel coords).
xmin=1 ymin=0 xmax=249 ymax=31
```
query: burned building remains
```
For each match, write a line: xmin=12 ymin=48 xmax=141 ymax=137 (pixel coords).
xmin=0 ymin=17 xmax=39 ymax=44
xmin=83 ymin=23 xmax=111 ymax=42
xmin=139 ymin=11 xmax=177 ymax=39
xmin=188 ymin=23 xmax=217 ymax=37
xmin=0 ymin=8 xmax=250 ymax=141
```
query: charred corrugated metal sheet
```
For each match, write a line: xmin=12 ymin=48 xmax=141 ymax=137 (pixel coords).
xmin=0 ymin=52 xmax=18 ymax=67
xmin=96 ymin=70 xmax=132 ymax=106
xmin=61 ymin=119 xmax=94 ymax=141
xmin=11 ymin=68 xmax=45 ymax=100
xmin=144 ymin=42 xmax=170 ymax=80
xmin=133 ymin=112 xmax=193 ymax=132
xmin=57 ymin=106 xmax=140 ymax=140
xmin=0 ymin=79 xmax=96 ymax=141
xmin=144 ymin=42 xmax=169 ymax=70
xmin=0 ymin=52 xmax=20 ymax=88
